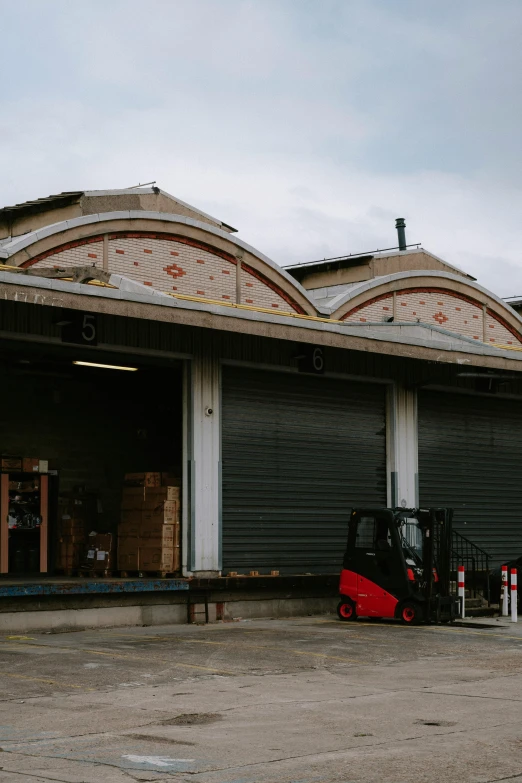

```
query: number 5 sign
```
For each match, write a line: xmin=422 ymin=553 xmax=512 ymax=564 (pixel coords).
xmin=61 ymin=312 xmax=98 ymax=346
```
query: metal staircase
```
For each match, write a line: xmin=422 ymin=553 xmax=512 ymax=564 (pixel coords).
xmin=451 ymin=529 xmax=491 ymax=605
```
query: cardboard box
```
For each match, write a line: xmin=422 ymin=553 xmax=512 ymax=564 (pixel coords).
xmin=89 ymin=532 xmax=113 ymax=551
xmin=58 ymin=541 xmax=83 ymax=554
xmin=139 ymin=522 xmax=179 ymax=547
xmin=59 ymin=534 xmax=85 ymax=544
xmin=59 ymin=526 xmax=85 ymax=538
xmin=121 ymin=485 xmax=180 ymax=507
xmin=83 ymin=547 xmax=113 ymax=569
xmin=118 ymin=520 xmax=140 ymax=538
xmin=121 ymin=489 xmax=145 ymax=509
xmin=142 ymin=500 xmax=180 ymax=525
xmin=58 ymin=516 xmax=85 ymax=533
xmin=22 ymin=457 xmax=39 ymax=473
xmin=1 ymin=457 xmax=22 ymax=471
xmin=166 ymin=486 xmax=180 ymax=501
xmin=59 ymin=527 xmax=85 ymax=539
xmin=118 ymin=534 xmax=139 ymax=550
xmin=95 ymin=549 xmax=112 ymax=567
xmin=124 ymin=472 xmax=161 ymax=488
xmin=83 ymin=532 xmax=114 ymax=570
xmin=140 ymin=487 xmax=170 ymax=502
xmin=139 ymin=545 xmax=179 ymax=572
xmin=120 ymin=508 xmax=142 ymax=526
xmin=117 ymin=550 xmax=140 ymax=571
xmin=59 ymin=511 xmax=85 ymax=521
xmin=117 ymin=537 xmax=139 ymax=571
xmin=56 ymin=541 xmax=83 ymax=569
xmin=161 ymin=473 xmax=181 ymax=487
xmin=59 ymin=497 xmax=86 ymax=510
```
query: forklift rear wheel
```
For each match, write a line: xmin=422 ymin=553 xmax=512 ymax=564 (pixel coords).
xmin=337 ymin=599 xmax=356 ymax=621
xmin=400 ymin=601 xmax=422 ymax=625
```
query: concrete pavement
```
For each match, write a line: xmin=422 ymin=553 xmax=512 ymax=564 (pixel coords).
xmin=0 ymin=616 xmax=521 ymax=782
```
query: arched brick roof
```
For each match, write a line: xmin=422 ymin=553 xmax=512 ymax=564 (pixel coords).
xmin=329 ymin=270 xmax=522 ymax=346
xmin=0 ymin=212 xmax=316 ymax=316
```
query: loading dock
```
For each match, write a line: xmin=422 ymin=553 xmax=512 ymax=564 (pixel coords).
xmin=0 ymin=337 xmax=184 ymax=580
xmin=0 ymin=187 xmax=522 ymax=630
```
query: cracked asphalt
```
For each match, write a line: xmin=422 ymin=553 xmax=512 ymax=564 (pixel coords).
xmin=0 ymin=615 xmax=521 ymax=783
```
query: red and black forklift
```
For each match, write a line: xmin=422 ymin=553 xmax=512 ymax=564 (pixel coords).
xmin=338 ymin=507 xmax=460 ymax=624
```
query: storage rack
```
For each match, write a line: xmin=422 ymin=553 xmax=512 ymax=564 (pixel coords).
xmin=0 ymin=473 xmax=49 ymax=574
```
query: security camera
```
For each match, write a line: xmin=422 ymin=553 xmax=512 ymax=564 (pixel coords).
xmin=205 ymin=407 xmax=213 ymax=416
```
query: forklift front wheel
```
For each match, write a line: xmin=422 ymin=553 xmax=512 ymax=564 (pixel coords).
xmin=399 ymin=601 xmax=422 ymax=625
xmin=337 ymin=599 xmax=356 ymax=621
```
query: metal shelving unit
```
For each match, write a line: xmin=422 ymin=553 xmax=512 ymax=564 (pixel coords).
xmin=0 ymin=473 xmax=48 ymax=574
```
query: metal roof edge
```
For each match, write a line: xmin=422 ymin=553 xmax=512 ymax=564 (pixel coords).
xmin=1 ymin=269 xmax=521 ymax=364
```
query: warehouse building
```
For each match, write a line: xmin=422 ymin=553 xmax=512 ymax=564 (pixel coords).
xmin=0 ymin=186 xmax=521 ymax=629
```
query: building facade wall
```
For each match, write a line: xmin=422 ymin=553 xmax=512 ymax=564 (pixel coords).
xmin=2 ymin=296 xmax=522 ymax=574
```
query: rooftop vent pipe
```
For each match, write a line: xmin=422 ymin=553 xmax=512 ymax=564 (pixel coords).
xmin=395 ymin=218 xmax=407 ymax=251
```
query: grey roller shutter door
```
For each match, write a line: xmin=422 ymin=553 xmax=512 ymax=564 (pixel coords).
xmin=222 ymin=367 xmax=387 ymax=574
xmin=418 ymin=391 xmax=522 ymax=565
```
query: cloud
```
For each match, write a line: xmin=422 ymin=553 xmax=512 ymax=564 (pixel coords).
xmin=1 ymin=0 xmax=522 ymax=297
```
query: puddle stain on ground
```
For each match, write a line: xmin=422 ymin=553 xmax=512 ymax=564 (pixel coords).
xmin=126 ymin=733 xmax=197 ymax=746
xmin=161 ymin=712 xmax=222 ymax=726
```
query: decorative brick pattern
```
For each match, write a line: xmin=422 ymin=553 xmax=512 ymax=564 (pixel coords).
xmin=347 ymin=297 xmax=393 ymax=323
xmin=28 ymin=233 xmax=302 ymax=312
xmin=107 ymin=236 xmax=237 ymax=300
xmin=485 ymin=310 xmax=518 ymax=345
xmin=341 ymin=289 xmax=522 ymax=344
xmin=240 ymin=267 xmax=291 ymax=310
xmin=31 ymin=238 xmax=104 ymax=269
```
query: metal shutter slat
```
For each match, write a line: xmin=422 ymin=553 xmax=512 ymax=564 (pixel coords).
xmin=222 ymin=367 xmax=387 ymax=574
xmin=418 ymin=391 xmax=522 ymax=565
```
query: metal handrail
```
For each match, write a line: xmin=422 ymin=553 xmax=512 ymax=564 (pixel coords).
xmin=451 ymin=530 xmax=491 ymax=604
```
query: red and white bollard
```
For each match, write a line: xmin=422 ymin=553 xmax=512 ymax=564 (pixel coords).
xmin=511 ymin=568 xmax=518 ymax=623
xmin=502 ymin=565 xmax=509 ymax=617
xmin=458 ymin=565 xmax=465 ymax=619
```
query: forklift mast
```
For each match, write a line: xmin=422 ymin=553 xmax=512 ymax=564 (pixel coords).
xmin=400 ymin=507 xmax=454 ymax=601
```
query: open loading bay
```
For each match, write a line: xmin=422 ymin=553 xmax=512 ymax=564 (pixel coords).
xmin=0 ymin=339 xmax=183 ymax=581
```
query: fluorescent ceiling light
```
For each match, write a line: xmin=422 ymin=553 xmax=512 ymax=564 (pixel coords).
xmin=73 ymin=361 xmax=138 ymax=372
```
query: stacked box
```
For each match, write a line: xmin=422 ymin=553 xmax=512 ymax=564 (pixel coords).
xmin=57 ymin=541 xmax=78 ymax=570
xmin=123 ymin=472 xmax=161 ymax=488
xmin=118 ymin=481 xmax=180 ymax=572
xmin=55 ymin=497 xmax=87 ymax=571
xmin=1 ymin=457 xmax=22 ymax=471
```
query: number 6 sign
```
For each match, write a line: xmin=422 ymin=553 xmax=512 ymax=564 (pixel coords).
xmin=297 ymin=345 xmax=325 ymax=375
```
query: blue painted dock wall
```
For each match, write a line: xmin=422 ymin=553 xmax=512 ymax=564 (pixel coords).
xmin=0 ymin=576 xmax=338 ymax=633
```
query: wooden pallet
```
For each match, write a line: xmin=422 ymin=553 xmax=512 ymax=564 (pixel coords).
xmin=118 ymin=570 xmax=180 ymax=579
xmin=54 ymin=567 xmax=79 ymax=578
xmin=78 ymin=569 xmax=114 ymax=578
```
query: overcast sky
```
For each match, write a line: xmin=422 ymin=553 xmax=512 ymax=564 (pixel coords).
xmin=1 ymin=0 xmax=522 ymax=296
